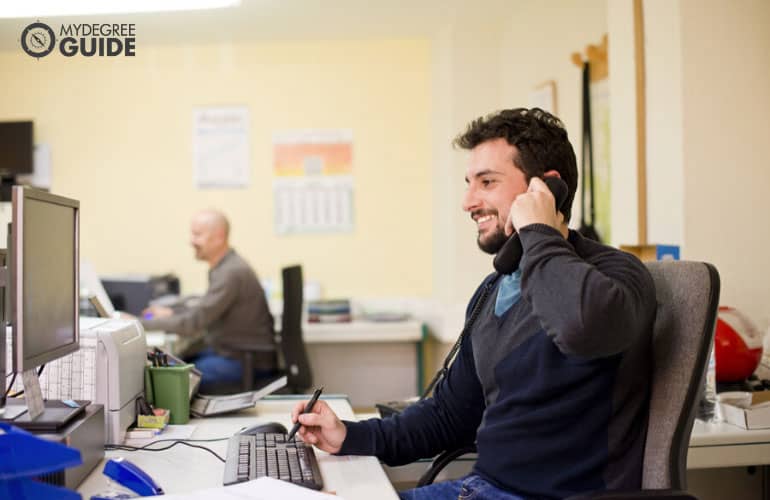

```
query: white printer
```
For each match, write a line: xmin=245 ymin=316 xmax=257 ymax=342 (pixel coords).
xmin=5 ymin=317 xmax=147 ymax=443
xmin=87 ymin=317 xmax=147 ymax=444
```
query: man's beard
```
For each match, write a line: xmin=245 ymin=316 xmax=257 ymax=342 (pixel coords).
xmin=477 ymin=226 xmax=509 ymax=255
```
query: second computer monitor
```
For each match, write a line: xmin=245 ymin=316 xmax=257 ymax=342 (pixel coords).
xmin=10 ymin=186 xmax=80 ymax=372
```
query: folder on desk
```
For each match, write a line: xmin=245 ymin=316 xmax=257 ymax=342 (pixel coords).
xmin=190 ymin=376 xmax=287 ymax=417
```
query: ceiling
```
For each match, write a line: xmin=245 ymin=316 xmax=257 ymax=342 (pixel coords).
xmin=0 ymin=0 xmax=483 ymax=51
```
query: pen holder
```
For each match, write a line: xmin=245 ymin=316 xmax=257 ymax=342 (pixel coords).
xmin=146 ymin=364 xmax=193 ymax=424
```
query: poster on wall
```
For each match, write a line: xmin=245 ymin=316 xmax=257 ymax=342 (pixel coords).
xmin=272 ymin=129 xmax=354 ymax=234
xmin=192 ymin=106 xmax=251 ymax=188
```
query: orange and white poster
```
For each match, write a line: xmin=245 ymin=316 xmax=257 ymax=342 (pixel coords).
xmin=273 ymin=130 xmax=353 ymax=234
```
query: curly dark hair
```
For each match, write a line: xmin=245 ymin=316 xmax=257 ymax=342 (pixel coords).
xmin=454 ymin=108 xmax=578 ymax=222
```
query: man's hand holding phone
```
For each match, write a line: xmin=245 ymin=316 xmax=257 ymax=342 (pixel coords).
xmin=506 ymin=177 xmax=566 ymax=237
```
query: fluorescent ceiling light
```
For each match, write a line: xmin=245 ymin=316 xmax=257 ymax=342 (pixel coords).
xmin=0 ymin=0 xmax=241 ymax=18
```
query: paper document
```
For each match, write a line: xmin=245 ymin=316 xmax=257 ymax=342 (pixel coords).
xmin=191 ymin=376 xmax=287 ymax=417
xmin=146 ymin=476 xmax=341 ymax=499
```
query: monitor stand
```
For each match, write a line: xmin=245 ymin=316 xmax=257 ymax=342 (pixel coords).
xmin=0 ymin=370 xmax=87 ymax=431
xmin=0 ymin=399 xmax=27 ymax=420
xmin=1 ymin=398 xmax=88 ymax=431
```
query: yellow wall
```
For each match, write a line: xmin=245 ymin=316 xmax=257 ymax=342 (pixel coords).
xmin=0 ymin=39 xmax=432 ymax=298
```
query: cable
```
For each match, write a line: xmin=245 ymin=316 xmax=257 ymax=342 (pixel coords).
xmin=4 ymin=373 xmax=16 ymax=397
xmin=5 ymin=364 xmax=45 ymax=398
xmin=104 ymin=438 xmax=229 ymax=463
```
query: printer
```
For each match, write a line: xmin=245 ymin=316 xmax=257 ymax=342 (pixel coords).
xmin=87 ymin=317 xmax=147 ymax=444
xmin=5 ymin=317 xmax=147 ymax=443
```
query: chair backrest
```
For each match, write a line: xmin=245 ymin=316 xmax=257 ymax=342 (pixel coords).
xmin=279 ymin=265 xmax=313 ymax=392
xmin=642 ymin=261 xmax=720 ymax=490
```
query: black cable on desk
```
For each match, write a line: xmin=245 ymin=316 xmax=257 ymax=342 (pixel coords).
xmin=105 ymin=438 xmax=229 ymax=463
xmin=4 ymin=365 xmax=45 ymax=397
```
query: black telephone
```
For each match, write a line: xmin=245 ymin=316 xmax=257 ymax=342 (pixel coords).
xmin=492 ymin=176 xmax=569 ymax=275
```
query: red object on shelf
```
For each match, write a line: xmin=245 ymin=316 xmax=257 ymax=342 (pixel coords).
xmin=714 ymin=306 xmax=763 ymax=382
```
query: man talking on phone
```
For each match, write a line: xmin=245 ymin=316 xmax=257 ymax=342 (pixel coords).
xmin=290 ymin=108 xmax=656 ymax=500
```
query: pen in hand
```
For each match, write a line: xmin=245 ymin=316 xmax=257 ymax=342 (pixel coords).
xmin=287 ymin=386 xmax=324 ymax=442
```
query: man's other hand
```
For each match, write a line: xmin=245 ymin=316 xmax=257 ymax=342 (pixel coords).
xmin=141 ymin=305 xmax=174 ymax=320
xmin=290 ymin=400 xmax=347 ymax=454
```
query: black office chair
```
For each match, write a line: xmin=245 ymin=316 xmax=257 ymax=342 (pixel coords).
xmin=417 ymin=261 xmax=720 ymax=500
xmin=275 ymin=265 xmax=313 ymax=393
xmin=213 ymin=265 xmax=313 ymax=394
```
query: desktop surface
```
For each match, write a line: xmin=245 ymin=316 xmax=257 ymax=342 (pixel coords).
xmin=78 ymin=395 xmax=398 ymax=499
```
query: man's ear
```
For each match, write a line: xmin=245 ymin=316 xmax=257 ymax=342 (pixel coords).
xmin=543 ymin=169 xmax=562 ymax=180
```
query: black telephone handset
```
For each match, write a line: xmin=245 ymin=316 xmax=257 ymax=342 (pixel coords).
xmin=493 ymin=177 xmax=569 ymax=275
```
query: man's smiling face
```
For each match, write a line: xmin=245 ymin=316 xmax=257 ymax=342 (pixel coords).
xmin=462 ymin=138 xmax=529 ymax=254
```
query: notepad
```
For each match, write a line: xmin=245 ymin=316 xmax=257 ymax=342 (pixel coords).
xmin=190 ymin=376 xmax=287 ymax=417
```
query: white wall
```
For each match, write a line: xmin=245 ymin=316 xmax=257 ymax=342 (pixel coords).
xmin=608 ymin=0 xmax=686 ymax=249
xmin=645 ymin=0 xmax=684 ymax=246
xmin=430 ymin=3 xmax=510 ymax=305
xmin=680 ymin=0 xmax=770 ymax=327
xmin=607 ymin=0 xmax=641 ymax=247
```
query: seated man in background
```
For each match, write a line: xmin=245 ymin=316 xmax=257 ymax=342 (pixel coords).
xmin=141 ymin=209 xmax=276 ymax=391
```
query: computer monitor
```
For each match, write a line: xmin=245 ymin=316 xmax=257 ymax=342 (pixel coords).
xmin=0 ymin=121 xmax=33 ymax=176
xmin=0 ymin=187 xmax=81 ymax=426
xmin=10 ymin=186 xmax=79 ymax=372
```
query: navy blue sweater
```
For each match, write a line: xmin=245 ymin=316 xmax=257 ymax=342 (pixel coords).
xmin=340 ymin=226 xmax=656 ymax=499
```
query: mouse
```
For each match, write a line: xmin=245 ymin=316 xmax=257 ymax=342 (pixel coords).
xmin=238 ymin=421 xmax=288 ymax=435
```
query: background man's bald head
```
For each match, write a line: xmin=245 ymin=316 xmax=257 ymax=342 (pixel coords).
xmin=190 ymin=209 xmax=231 ymax=265
xmin=193 ymin=209 xmax=230 ymax=240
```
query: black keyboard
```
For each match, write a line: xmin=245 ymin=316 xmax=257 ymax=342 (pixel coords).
xmin=223 ymin=432 xmax=323 ymax=490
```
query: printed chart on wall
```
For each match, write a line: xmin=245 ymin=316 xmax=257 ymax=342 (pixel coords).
xmin=273 ymin=129 xmax=354 ymax=234
xmin=192 ymin=106 xmax=251 ymax=188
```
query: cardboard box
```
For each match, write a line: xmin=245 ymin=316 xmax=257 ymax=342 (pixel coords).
xmin=620 ymin=244 xmax=680 ymax=262
xmin=719 ymin=391 xmax=770 ymax=429
xmin=137 ymin=408 xmax=170 ymax=429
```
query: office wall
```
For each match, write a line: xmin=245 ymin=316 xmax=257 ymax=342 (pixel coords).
xmin=644 ymin=0 xmax=684 ymax=246
xmin=680 ymin=0 xmax=770 ymax=328
xmin=601 ymin=0 xmax=770 ymax=329
xmin=0 ymin=39 xmax=433 ymax=299
xmin=607 ymin=0 xmax=687 ymax=249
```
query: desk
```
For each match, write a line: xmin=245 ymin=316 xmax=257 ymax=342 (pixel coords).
xmin=688 ymin=420 xmax=770 ymax=469
xmin=78 ymin=395 xmax=397 ymax=499
xmin=304 ymin=320 xmax=426 ymax=408
xmin=146 ymin=320 xmax=427 ymax=409
xmin=385 ymin=420 xmax=770 ymax=491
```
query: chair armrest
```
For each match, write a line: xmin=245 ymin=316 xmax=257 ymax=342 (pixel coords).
xmin=566 ymin=489 xmax=698 ymax=500
xmin=416 ymin=445 xmax=477 ymax=487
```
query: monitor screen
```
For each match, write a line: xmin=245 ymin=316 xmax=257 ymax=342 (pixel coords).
xmin=11 ymin=187 xmax=79 ymax=372
xmin=0 ymin=121 xmax=33 ymax=176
